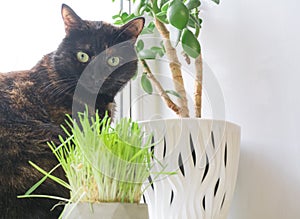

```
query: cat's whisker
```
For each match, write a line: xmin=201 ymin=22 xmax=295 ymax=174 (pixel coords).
xmin=41 ymin=78 xmax=76 ymax=94
xmin=48 ymin=83 xmax=75 ymax=99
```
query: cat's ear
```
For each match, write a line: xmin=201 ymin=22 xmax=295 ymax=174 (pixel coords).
xmin=61 ymin=4 xmax=85 ymax=35
xmin=120 ymin=18 xmax=145 ymax=41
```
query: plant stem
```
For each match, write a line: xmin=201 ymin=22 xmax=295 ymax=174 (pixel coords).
xmin=140 ymin=59 xmax=182 ymax=116
xmin=194 ymin=53 xmax=203 ymax=117
xmin=154 ymin=18 xmax=190 ymax=117
xmin=193 ymin=7 xmax=202 ymax=117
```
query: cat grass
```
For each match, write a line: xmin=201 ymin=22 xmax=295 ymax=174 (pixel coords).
xmin=19 ymin=108 xmax=155 ymax=204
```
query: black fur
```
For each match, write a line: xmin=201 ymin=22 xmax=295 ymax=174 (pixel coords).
xmin=0 ymin=4 xmax=144 ymax=218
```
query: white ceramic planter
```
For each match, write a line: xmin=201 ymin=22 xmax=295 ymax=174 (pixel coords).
xmin=62 ymin=203 xmax=149 ymax=219
xmin=140 ymin=118 xmax=240 ymax=219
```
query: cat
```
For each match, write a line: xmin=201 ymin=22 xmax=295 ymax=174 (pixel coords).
xmin=0 ymin=4 xmax=144 ymax=219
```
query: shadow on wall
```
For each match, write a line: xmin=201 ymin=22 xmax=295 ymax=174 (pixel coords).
xmin=229 ymin=142 xmax=300 ymax=219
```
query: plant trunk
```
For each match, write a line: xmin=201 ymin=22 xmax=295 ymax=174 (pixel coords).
xmin=141 ymin=59 xmax=181 ymax=116
xmin=194 ymin=53 xmax=203 ymax=117
xmin=154 ymin=18 xmax=189 ymax=117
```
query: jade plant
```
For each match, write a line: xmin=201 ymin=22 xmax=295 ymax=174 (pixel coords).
xmin=112 ymin=0 xmax=220 ymax=117
xmin=18 ymin=108 xmax=165 ymax=215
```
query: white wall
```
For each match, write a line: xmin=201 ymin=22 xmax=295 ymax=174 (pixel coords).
xmin=200 ymin=0 xmax=300 ymax=218
xmin=0 ymin=0 xmax=118 ymax=72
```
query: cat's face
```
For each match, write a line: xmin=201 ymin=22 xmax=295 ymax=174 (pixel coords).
xmin=53 ymin=4 xmax=144 ymax=97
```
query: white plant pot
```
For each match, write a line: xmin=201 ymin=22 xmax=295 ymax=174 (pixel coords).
xmin=62 ymin=203 xmax=149 ymax=219
xmin=139 ymin=118 xmax=240 ymax=219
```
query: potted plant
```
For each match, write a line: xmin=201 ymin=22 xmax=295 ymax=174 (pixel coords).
xmin=19 ymin=108 xmax=166 ymax=219
xmin=111 ymin=0 xmax=241 ymax=218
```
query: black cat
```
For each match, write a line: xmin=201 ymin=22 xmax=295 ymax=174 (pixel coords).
xmin=0 ymin=4 xmax=144 ymax=218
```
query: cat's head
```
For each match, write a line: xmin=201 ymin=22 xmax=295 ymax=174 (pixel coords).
xmin=53 ymin=4 xmax=144 ymax=98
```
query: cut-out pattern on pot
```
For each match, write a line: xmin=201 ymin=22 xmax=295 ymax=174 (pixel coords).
xmin=140 ymin=118 xmax=240 ymax=219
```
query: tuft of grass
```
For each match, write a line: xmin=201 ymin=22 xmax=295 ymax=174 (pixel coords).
xmin=19 ymin=108 xmax=157 ymax=205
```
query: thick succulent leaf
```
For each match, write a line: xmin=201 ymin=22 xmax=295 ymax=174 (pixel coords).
xmin=166 ymin=90 xmax=181 ymax=98
xmin=141 ymin=21 xmax=156 ymax=34
xmin=151 ymin=46 xmax=165 ymax=57
xmin=136 ymin=39 xmax=144 ymax=52
xmin=112 ymin=14 xmax=120 ymax=19
xmin=161 ymin=1 xmax=170 ymax=12
xmin=160 ymin=40 xmax=166 ymax=53
xmin=141 ymin=74 xmax=153 ymax=94
xmin=170 ymin=28 xmax=182 ymax=47
xmin=156 ymin=14 xmax=169 ymax=24
xmin=181 ymin=28 xmax=201 ymax=58
xmin=167 ymin=0 xmax=189 ymax=30
xmin=211 ymin=0 xmax=220 ymax=4
xmin=138 ymin=49 xmax=157 ymax=59
xmin=185 ymin=0 xmax=201 ymax=10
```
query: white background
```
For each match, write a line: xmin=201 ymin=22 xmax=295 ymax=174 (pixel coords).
xmin=1 ymin=0 xmax=299 ymax=218
xmin=0 ymin=0 xmax=117 ymax=72
xmin=200 ymin=0 xmax=300 ymax=218
xmin=132 ymin=0 xmax=300 ymax=218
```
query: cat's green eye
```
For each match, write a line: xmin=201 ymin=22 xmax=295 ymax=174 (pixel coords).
xmin=77 ymin=51 xmax=90 ymax=63
xmin=107 ymin=56 xmax=120 ymax=67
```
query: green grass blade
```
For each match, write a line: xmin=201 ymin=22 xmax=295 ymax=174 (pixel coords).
xmin=28 ymin=161 xmax=70 ymax=190
xmin=17 ymin=194 xmax=69 ymax=202
xmin=24 ymin=162 xmax=62 ymax=195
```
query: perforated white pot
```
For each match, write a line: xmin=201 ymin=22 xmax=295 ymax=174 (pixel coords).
xmin=140 ymin=118 xmax=240 ymax=219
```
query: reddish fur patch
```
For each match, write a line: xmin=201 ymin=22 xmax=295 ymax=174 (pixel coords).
xmin=8 ymin=80 xmax=33 ymax=110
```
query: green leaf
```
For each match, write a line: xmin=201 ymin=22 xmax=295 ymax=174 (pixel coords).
xmin=144 ymin=5 xmax=152 ymax=13
xmin=160 ymin=40 xmax=166 ymax=53
xmin=185 ymin=0 xmax=201 ymax=10
xmin=141 ymin=74 xmax=153 ymax=94
xmin=112 ymin=14 xmax=120 ymax=19
xmin=161 ymin=1 xmax=170 ymax=12
xmin=121 ymin=12 xmax=129 ymax=21
xmin=156 ymin=15 xmax=169 ymax=24
xmin=160 ymin=0 xmax=169 ymax=7
xmin=134 ymin=0 xmax=147 ymax=15
xmin=166 ymin=90 xmax=182 ymax=98
xmin=170 ymin=28 xmax=182 ymax=47
xmin=181 ymin=28 xmax=201 ymax=58
xmin=211 ymin=0 xmax=220 ymax=4
xmin=150 ymin=46 xmax=165 ymax=57
xmin=138 ymin=3 xmax=153 ymax=15
xmin=141 ymin=21 xmax=156 ymax=34
xmin=141 ymin=28 xmax=153 ymax=34
xmin=188 ymin=15 xmax=202 ymax=29
xmin=131 ymin=70 xmax=138 ymax=80
xmin=167 ymin=0 xmax=189 ymax=30
xmin=156 ymin=11 xmax=167 ymax=17
xmin=148 ymin=21 xmax=156 ymax=30
xmin=138 ymin=49 xmax=157 ymax=59
xmin=187 ymin=19 xmax=196 ymax=28
xmin=123 ymin=14 xmax=136 ymax=23
xmin=136 ymin=39 xmax=144 ymax=52
xmin=114 ymin=20 xmax=124 ymax=25
xmin=198 ymin=18 xmax=202 ymax=26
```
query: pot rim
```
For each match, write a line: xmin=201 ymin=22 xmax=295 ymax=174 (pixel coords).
xmin=138 ymin=118 xmax=240 ymax=129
